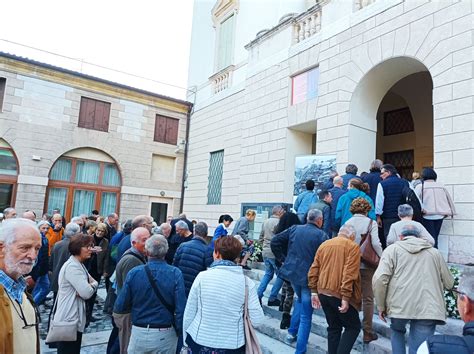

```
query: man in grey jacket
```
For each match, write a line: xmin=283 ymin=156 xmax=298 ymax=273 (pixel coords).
xmin=373 ymin=225 xmax=454 ymax=354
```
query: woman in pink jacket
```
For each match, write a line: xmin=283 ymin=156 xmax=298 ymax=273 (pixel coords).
xmin=414 ymin=167 xmax=456 ymax=248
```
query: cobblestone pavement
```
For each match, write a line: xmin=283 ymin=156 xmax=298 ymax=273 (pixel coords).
xmin=39 ymin=280 xmax=113 ymax=340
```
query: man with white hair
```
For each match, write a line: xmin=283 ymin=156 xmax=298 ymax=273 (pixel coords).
xmin=22 ymin=210 xmax=36 ymax=222
xmin=329 ymin=176 xmax=347 ymax=236
xmin=271 ymin=209 xmax=328 ymax=354
xmin=387 ymin=204 xmax=435 ymax=247
xmin=418 ymin=271 xmax=474 ymax=354
xmin=115 ymin=235 xmax=186 ymax=353
xmin=0 ymin=218 xmax=41 ymax=353
xmin=3 ymin=207 xmax=17 ymax=219
xmin=113 ymin=226 xmax=151 ymax=354
xmin=166 ymin=220 xmax=193 ymax=264
xmin=373 ymin=225 xmax=454 ymax=354
xmin=160 ymin=223 xmax=172 ymax=238
xmin=106 ymin=213 xmax=119 ymax=239
xmin=308 ymin=224 xmax=362 ymax=354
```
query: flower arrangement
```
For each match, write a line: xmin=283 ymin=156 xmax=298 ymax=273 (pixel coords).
xmin=444 ymin=265 xmax=461 ymax=319
xmin=250 ymin=240 xmax=263 ymax=262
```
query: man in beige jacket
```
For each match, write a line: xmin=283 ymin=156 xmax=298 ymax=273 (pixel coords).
xmin=373 ymin=225 xmax=454 ymax=354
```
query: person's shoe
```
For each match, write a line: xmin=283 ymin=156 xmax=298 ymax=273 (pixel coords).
xmin=241 ymin=264 xmax=251 ymax=270
xmin=267 ymin=298 xmax=280 ymax=307
xmin=280 ymin=313 xmax=291 ymax=329
xmin=363 ymin=331 xmax=378 ymax=344
xmin=90 ymin=315 xmax=104 ymax=322
xmin=284 ymin=333 xmax=297 ymax=345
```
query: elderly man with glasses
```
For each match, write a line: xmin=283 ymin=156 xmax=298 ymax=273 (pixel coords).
xmin=0 ymin=218 xmax=42 ymax=353
xmin=417 ymin=271 xmax=474 ymax=353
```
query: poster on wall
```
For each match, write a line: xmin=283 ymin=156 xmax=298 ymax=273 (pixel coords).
xmin=294 ymin=155 xmax=337 ymax=197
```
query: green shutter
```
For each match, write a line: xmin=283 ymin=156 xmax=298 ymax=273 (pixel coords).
xmin=207 ymin=150 xmax=224 ymax=205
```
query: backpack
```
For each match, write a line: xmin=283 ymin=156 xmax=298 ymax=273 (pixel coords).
xmin=401 ymin=186 xmax=423 ymax=222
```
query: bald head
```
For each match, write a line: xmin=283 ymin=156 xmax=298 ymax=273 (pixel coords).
xmin=22 ymin=211 xmax=36 ymax=222
xmin=130 ymin=227 xmax=151 ymax=255
xmin=333 ymin=176 xmax=343 ymax=187
xmin=159 ymin=223 xmax=171 ymax=238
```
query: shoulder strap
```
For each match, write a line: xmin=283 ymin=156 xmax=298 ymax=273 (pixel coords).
xmin=360 ymin=219 xmax=373 ymax=246
xmin=123 ymin=250 xmax=146 ymax=264
xmin=144 ymin=265 xmax=174 ymax=316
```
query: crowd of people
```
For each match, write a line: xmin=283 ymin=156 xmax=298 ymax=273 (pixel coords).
xmin=0 ymin=160 xmax=471 ymax=354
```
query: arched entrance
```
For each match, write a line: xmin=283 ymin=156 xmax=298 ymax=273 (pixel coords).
xmin=45 ymin=148 xmax=122 ymax=220
xmin=0 ymin=138 xmax=18 ymax=211
xmin=349 ymin=57 xmax=433 ymax=175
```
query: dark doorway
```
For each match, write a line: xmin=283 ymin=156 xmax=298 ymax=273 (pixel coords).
xmin=384 ymin=149 xmax=414 ymax=180
xmin=151 ymin=202 xmax=168 ymax=225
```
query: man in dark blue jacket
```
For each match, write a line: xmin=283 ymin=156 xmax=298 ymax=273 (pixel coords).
xmin=328 ymin=176 xmax=346 ymax=236
xmin=271 ymin=209 xmax=327 ymax=354
xmin=341 ymin=164 xmax=359 ymax=190
xmin=375 ymin=164 xmax=409 ymax=248
xmin=361 ymin=159 xmax=383 ymax=203
xmin=419 ymin=273 xmax=474 ymax=354
xmin=173 ymin=222 xmax=213 ymax=296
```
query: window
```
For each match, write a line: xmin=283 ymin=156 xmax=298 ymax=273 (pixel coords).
xmin=383 ymin=107 xmax=414 ymax=136
xmin=384 ymin=150 xmax=414 ymax=180
xmin=154 ymin=115 xmax=179 ymax=145
xmin=0 ymin=77 xmax=6 ymax=112
xmin=78 ymin=97 xmax=111 ymax=132
xmin=0 ymin=146 xmax=18 ymax=211
xmin=291 ymin=67 xmax=319 ymax=105
xmin=216 ymin=14 xmax=235 ymax=71
xmin=207 ymin=150 xmax=224 ymax=205
xmin=46 ymin=157 xmax=121 ymax=220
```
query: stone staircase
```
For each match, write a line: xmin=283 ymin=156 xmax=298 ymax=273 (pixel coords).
xmin=246 ymin=262 xmax=464 ymax=354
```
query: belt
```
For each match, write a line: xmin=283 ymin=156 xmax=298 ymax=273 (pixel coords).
xmin=134 ymin=324 xmax=172 ymax=330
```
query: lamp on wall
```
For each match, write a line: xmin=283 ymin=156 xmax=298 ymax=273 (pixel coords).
xmin=174 ymin=139 xmax=186 ymax=154
xmin=160 ymin=190 xmax=165 ymax=196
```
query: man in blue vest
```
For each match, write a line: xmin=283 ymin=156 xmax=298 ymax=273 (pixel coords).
xmin=375 ymin=164 xmax=408 ymax=248
xmin=417 ymin=272 xmax=474 ymax=354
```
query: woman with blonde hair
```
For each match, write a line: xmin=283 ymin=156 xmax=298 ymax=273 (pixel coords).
xmin=344 ymin=198 xmax=382 ymax=344
xmin=231 ymin=209 xmax=257 ymax=269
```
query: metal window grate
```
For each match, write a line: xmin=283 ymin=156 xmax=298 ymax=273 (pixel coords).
xmin=383 ymin=107 xmax=414 ymax=136
xmin=384 ymin=150 xmax=414 ymax=180
xmin=207 ymin=150 xmax=224 ymax=205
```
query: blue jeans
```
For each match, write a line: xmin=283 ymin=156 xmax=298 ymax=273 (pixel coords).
xmin=32 ymin=275 xmax=50 ymax=305
xmin=257 ymin=258 xmax=284 ymax=301
xmin=390 ymin=318 xmax=437 ymax=354
xmin=288 ymin=284 xmax=313 ymax=354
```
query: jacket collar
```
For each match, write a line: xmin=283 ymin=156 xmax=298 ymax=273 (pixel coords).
xmin=192 ymin=235 xmax=207 ymax=244
xmin=464 ymin=321 xmax=474 ymax=335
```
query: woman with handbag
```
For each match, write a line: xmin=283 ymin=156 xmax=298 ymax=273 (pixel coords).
xmin=48 ymin=234 xmax=98 ymax=354
xmin=183 ymin=236 xmax=264 ymax=354
xmin=343 ymin=197 xmax=382 ymax=344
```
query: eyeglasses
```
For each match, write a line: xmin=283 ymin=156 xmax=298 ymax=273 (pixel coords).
xmin=5 ymin=291 xmax=38 ymax=329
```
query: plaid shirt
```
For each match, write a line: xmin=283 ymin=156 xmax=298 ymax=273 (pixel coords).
xmin=0 ymin=270 xmax=27 ymax=304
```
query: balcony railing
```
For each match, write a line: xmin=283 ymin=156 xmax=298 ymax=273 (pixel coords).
xmin=355 ymin=0 xmax=376 ymax=11
xmin=292 ymin=7 xmax=322 ymax=44
xmin=209 ymin=65 xmax=235 ymax=94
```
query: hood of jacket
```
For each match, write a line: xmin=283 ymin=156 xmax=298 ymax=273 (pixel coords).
xmin=346 ymin=189 xmax=366 ymax=199
xmin=396 ymin=236 xmax=433 ymax=254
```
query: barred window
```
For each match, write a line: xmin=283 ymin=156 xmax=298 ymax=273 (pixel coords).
xmin=383 ymin=107 xmax=414 ymax=136
xmin=207 ymin=150 xmax=224 ymax=205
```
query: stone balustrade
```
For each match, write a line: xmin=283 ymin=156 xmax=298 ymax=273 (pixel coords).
xmin=292 ymin=7 xmax=322 ymax=44
xmin=209 ymin=65 xmax=234 ymax=94
xmin=355 ymin=0 xmax=376 ymax=11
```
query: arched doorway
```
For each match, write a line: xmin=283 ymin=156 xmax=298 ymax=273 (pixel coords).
xmin=349 ymin=57 xmax=433 ymax=174
xmin=376 ymin=72 xmax=433 ymax=179
xmin=0 ymin=139 xmax=18 ymax=211
xmin=45 ymin=148 xmax=122 ymax=220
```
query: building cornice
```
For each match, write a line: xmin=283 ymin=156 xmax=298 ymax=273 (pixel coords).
xmin=0 ymin=52 xmax=192 ymax=114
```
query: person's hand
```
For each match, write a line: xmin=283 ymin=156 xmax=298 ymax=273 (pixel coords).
xmin=376 ymin=215 xmax=382 ymax=228
xmin=338 ymin=299 xmax=349 ymax=313
xmin=311 ymin=294 xmax=321 ymax=309
xmin=378 ymin=310 xmax=387 ymax=323
xmin=91 ymin=246 xmax=102 ymax=253
xmin=25 ymin=276 xmax=35 ymax=289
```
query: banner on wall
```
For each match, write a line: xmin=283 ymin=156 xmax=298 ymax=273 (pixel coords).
xmin=294 ymin=155 xmax=337 ymax=197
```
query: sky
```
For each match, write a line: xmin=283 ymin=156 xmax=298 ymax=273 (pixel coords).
xmin=0 ymin=0 xmax=195 ymax=100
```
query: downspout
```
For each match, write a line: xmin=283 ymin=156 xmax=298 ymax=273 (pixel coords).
xmin=179 ymin=92 xmax=195 ymax=213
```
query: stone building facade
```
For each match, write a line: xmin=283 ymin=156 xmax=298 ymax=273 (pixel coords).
xmin=0 ymin=52 xmax=191 ymax=223
xmin=185 ymin=0 xmax=473 ymax=264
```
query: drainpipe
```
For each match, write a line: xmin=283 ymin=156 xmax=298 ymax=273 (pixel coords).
xmin=179 ymin=101 xmax=194 ymax=213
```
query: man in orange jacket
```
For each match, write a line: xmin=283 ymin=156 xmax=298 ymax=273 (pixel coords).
xmin=46 ymin=213 xmax=64 ymax=255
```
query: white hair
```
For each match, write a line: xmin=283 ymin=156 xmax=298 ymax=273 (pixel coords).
xmin=71 ymin=216 xmax=83 ymax=224
xmin=64 ymin=222 xmax=81 ymax=239
xmin=0 ymin=218 xmax=40 ymax=245
xmin=145 ymin=235 xmax=169 ymax=259
xmin=175 ymin=220 xmax=189 ymax=230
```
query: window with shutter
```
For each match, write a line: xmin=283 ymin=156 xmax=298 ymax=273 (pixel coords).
xmin=216 ymin=14 xmax=235 ymax=71
xmin=0 ymin=77 xmax=6 ymax=112
xmin=154 ymin=115 xmax=179 ymax=145
xmin=78 ymin=97 xmax=111 ymax=132
xmin=207 ymin=150 xmax=224 ymax=205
